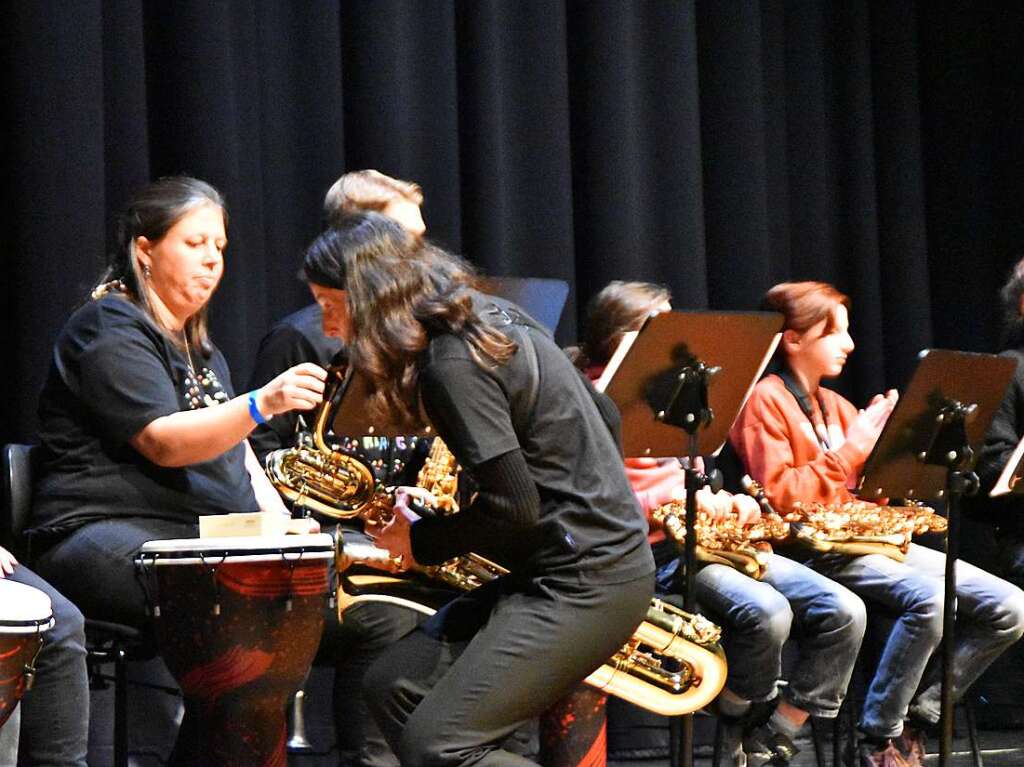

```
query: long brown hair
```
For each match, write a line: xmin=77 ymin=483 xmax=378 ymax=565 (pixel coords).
xmin=96 ymin=176 xmax=226 ymax=356
xmin=574 ymin=280 xmax=671 ymax=369
xmin=304 ymin=213 xmax=516 ymax=427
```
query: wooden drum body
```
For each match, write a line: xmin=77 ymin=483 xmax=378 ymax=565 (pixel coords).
xmin=135 ymin=534 xmax=333 ymax=767
xmin=0 ymin=580 xmax=54 ymax=730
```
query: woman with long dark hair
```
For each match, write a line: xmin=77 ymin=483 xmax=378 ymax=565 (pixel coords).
xmin=303 ymin=213 xmax=655 ymax=767
xmin=29 ymin=176 xmax=324 ymax=628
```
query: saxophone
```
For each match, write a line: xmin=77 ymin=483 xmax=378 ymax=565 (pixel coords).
xmin=267 ymin=374 xmax=727 ymax=717
xmin=650 ymin=498 xmax=789 ymax=580
xmin=742 ymin=479 xmax=948 ymax=562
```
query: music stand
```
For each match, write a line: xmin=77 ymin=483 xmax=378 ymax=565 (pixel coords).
xmin=482 ymin=276 xmax=570 ymax=335
xmin=330 ymin=276 xmax=570 ymax=438
xmin=858 ymin=349 xmax=1015 ymax=766
xmin=989 ymin=429 xmax=1024 ymax=497
xmin=598 ymin=310 xmax=782 ymax=767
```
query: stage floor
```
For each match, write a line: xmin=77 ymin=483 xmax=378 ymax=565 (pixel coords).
xmin=287 ymin=728 xmax=1024 ymax=766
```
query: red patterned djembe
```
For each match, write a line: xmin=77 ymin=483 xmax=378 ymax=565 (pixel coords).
xmin=135 ymin=534 xmax=333 ymax=767
xmin=0 ymin=580 xmax=53 ymax=730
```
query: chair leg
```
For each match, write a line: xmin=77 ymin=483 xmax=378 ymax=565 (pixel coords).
xmin=964 ymin=699 xmax=984 ymax=767
xmin=669 ymin=716 xmax=681 ymax=767
xmin=846 ymin=701 xmax=858 ymax=767
xmin=833 ymin=709 xmax=843 ymax=767
xmin=114 ymin=646 xmax=128 ymax=767
xmin=712 ymin=717 xmax=723 ymax=767
xmin=809 ymin=717 xmax=827 ymax=767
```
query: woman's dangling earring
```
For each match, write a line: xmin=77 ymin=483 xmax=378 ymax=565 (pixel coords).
xmin=143 ymin=264 xmax=152 ymax=280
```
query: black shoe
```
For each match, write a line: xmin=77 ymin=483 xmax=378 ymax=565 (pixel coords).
xmin=743 ymin=723 xmax=799 ymax=767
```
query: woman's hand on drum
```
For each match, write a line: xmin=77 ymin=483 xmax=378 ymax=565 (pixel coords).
xmin=255 ymin=363 xmax=328 ymax=417
xmin=374 ymin=487 xmax=427 ymax=571
xmin=0 ymin=545 xmax=17 ymax=577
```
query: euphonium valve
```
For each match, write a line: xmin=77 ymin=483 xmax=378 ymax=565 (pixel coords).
xmin=264 ymin=365 xmax=379 ymax=518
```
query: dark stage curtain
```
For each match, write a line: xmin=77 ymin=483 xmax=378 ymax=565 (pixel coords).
xmin=3 ymin=1 xmax=1023 ymax=444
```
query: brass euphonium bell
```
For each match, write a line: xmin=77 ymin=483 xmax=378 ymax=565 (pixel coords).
xmin=264 ymin=364 xmax=379 ymax=519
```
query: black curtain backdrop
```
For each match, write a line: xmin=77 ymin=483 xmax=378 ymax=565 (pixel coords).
xmin=3 ymin=1 xmax=1024 ymax=445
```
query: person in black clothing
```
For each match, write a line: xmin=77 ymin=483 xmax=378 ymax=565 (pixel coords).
xmin=249 ymin=168 xmax=424 ymax=464
xmin=302 ymin=214 xmax=655 ymax=767
xmin=249 ymin=170 xmax=432 ymax=767
xmin=28 ymin=176 xmax=323 ymax=628
xmin=973 ymin=256 xmax=1024 ymax=586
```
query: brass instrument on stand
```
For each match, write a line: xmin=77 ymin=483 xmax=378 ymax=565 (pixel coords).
xmin=266 ymin=372 xmax=727 ymax=717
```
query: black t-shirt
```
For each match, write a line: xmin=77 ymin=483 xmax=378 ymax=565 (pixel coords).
xmin=414 ymin=292 xmax=654 ymax=583
xmin=30 ymin=295 xmax=257 ymax=536
xmin=248 ymin=303 xmax=343 ymax=463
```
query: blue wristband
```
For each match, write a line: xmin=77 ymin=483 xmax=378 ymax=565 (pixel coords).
xmin=248 ymin=391 xmax=268 ymax=425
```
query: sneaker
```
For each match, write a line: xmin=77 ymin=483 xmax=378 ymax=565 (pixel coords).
xmin=895 ymin=726 xmax=927 ymax=767
xmin=743 ymin=723 xmax=799 ymax=767
xmin=858 ymin=738 xmax=911 ymax=767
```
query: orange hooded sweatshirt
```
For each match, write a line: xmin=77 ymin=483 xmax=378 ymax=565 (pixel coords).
xmin=729 ymin=374 xmax=876 ymax=513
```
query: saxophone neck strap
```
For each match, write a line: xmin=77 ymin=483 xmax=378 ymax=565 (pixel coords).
xmin=777 ymin=368 xmax=832 ymax=451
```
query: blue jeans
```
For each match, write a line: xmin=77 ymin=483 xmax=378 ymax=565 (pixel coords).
xmin=7 ymin=565 xmax=89 ymax=766
xmin=818 ymin=542 xmax=1024 ymax=738
xmin=692 ymin=553 xmax=865 ymax=718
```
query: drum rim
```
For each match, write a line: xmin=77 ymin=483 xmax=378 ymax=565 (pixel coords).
xmin=137 ymin=533 xmax=333 ymax=553
xmin=0 ymin=616 xmax=55 ymax=634
xmin=0 ymin=580 xmax=55 ymax=628
xmin=134 ymin=550 xmax=334 ymax=566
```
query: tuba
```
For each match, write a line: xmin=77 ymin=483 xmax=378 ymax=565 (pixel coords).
xmin=266 ymin=369 xmax=727 ymax=717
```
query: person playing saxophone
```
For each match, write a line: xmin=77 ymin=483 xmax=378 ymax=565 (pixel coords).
xmin=730 ymin=281 xmax=1024 ymax=766
xmin=574 ymin=281 xmax=865 ymax=767
xmin=304 ymin=213 xmax=655 ymax=767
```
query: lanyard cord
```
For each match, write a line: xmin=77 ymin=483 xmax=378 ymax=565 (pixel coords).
xmin=777 ymin=368 xmax=833 ymax=452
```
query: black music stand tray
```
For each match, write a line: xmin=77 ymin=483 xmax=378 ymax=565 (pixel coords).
xmin=858 ymin=349 xmax=1015 ymax=767
xmin=598 ymin=310 xmax=782 ymax=767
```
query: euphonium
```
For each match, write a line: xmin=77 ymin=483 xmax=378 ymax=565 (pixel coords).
xmin=264 ymin=365 xmax=379 ymax=518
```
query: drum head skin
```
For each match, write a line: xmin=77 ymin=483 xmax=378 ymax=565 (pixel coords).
xmin=0 ymin=580 xmax=55 ymax=633
xmin=137 ymin=533 xmax=334 ymax=565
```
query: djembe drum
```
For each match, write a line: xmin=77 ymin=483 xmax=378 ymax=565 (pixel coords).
xmin=135 ymin=534 xmax=333 ymax=767
xmin=0 ymin=580 xmax=54 ymax=729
